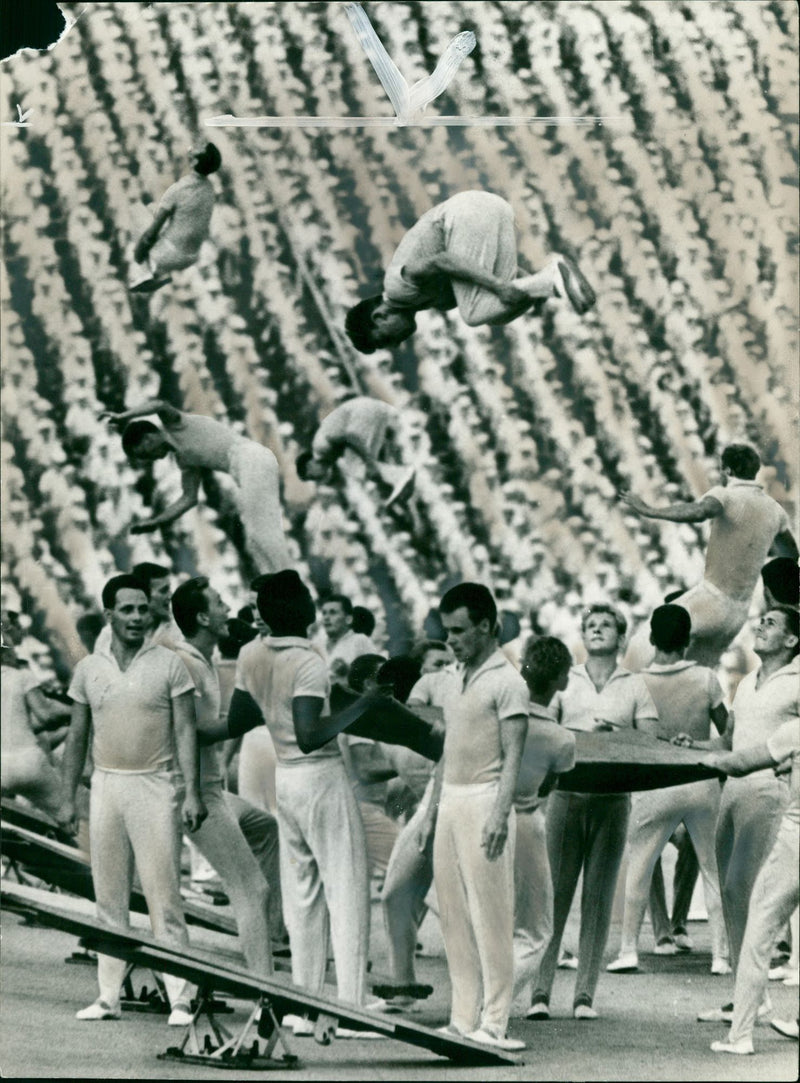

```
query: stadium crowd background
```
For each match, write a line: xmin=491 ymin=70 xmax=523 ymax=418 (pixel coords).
xmin=1 ymin=0 xmax=797 ymax=682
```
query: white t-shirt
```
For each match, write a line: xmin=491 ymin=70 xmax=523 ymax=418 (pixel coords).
xmin=642 ymin=661 xmax=723 ymax=741
xmin=234 ymin=635 xmax=335 ymax=764
xmin=174 ymin=640 xmax=223 ymax=787
xmin=553 ymin=664 xmax=658 ymax=733
xmin=157 ymin=173 xmax=215 ymax=257
xmin=702 ymin=480 xmax=790 ymax=600
xmin=730 ymin=657 xmax=799 ymax=779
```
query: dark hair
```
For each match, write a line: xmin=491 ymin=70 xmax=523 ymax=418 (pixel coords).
xmin=649 ymin=604 xmax=692 ymax=652
xmin=412 ymin=639 xmax=450 ymax=665
xmin=721 ymin=443 xmax=760 ymax=480
xmin=193 ymin=142 xmax=222 ymax=175
xmin=498 ymin=610 xmax=521 ymax=645
xmin=218 ymin=617 xmax=258 ymax=659
xmin=102 ymin=574 xmax=150 ymax=610
xmin=761 ymin=558 xmax=799 ymax=607
xmin=521 ymin=636 xmax=572 ymax=695
xmin=122 ymin=420 xmax=163 ymax=458
xmin=377 ymin=654 xmax=422 ymax=703
xmin=257 ymin=570 xmax=315 ymax=636
xmin=295 ymin=450 xmax=315 ymax=481
xmin=171 ymin=576 xmax=210 ymax=636
xmin=439 ymin=582 xmax=497 ymax=631
xmin=347 ymin=653 xmax=387 ymax=693
xmin=344 ymin=296 xmax=385 ymax=354
xmin=249 ymin=573 xmax=271 ymax=592
xmin=351 ymin=606 xmax=376 ymax=636
xmin=322 ymin=593 xmax=353 ymax=617
xmin=581 ymin=602 xmax=627 ymax=638
xmin=663 ymin=589 xmax=685 ymax=604
xmin=132 ymin=562 xmax=171 ymax=584
xmin=75 ymin=612 xmax=106 ymax=653
xmin=767 ymin=605 xmax=800 ymax=656
xmin=237 ymin=604 xmax=256 ymax=625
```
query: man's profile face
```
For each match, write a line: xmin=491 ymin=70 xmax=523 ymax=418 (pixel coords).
xmin=441 ymin=606 xmax=488 ymax=667
xmin=321 ymin=601 xmax=350 ymax=639
xmin=106 ymin=589 xmax=149 ymax=648
xmin=582 ymin=611 xmax=621 ymax=656
xmin=149 ymin=576 xmax=172 ymax=623
xmin=203 ymin=587 xmax=230 ymax=639
xmin=420 ymin=646 xmax=453 ymax=674
xmin=754 ymin=610 xmax=795 ymax=658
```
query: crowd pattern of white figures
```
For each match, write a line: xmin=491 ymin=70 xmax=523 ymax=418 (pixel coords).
xmin=1 ymin=0 xmax=797 ymax=674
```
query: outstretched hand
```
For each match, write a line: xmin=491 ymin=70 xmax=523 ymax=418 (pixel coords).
xmin=99 ymin=410 xmax=128 ymax=427
xmin=617 ymin=489 xmax=649 ymax=515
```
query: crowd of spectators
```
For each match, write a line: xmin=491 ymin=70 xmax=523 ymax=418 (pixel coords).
xmin=1 ymin=0 xmax=796 ymax=678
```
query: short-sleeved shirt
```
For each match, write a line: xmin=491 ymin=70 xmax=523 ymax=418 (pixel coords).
xmin=730 ymin=657 xmax=800 ymax=779
xmin=701 ymin=480 xmax=790 ymax=600
xmin=553 ymin=664 xmax=658 ymax=733
xmin=312 ymin=398 xmax=397 ymax=466
xmin=174 ymin=640 xmax=223 ymax=787
xmin=766 ymin=717 xmax=800 ymax=824
xmin=514 ymin=702 xmax=576 ymax=813
xmin=642 ymin=661 xmax=723 ymax=741
xmin=235 ymin=635 xmax=335 ymax=764
xmin=407 ymin=668 xmax=460 ymax=709
xmin=68 ymin=641 xmax=193 ymax=772
xmin=442 ymin=650 xmax=530 ymax=786
xmin=158 ymin=174 xmax=215 ymax=257
xmin=167 ymin=412 xmax=239 ymax=472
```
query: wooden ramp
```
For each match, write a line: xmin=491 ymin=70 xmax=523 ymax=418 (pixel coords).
xmin=2 ymin=884 xmax=520 ymax=1068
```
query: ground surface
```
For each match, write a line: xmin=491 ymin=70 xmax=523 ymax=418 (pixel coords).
xmin=1 ymin=891 xmax=797 ymax=1081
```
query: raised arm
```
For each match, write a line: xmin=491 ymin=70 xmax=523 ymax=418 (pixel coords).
xmin=405 ymin=251 xmax=535 ymax=314
xmin=618 ymin=490 xmax=723 ymax=523
xmin=130 ymin=468 xmax=200 ymax=534
xmin=482 ymin=713 xmax=528 ymax=861
xmin=172 ymin=690 xmax=207 ymax=832
xmin=100 ymin=399 xmax=183 ymax=428
xmin=56 ymin=702 xmax=92 ymax=833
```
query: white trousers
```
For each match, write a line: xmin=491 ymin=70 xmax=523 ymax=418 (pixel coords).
xmin=188 ymin=783 xmax=273 ymax=976
xmin=382 ymin=785 xmax=434 ymax=984
xmin=716 ymin=775 xmax=789 ymax=973
xmin=440 ymin=192 xmax=518 ymax=326
xmin=674 ymin=580 xmax=750 ymax=668
xmin=728 ymin=816 xmax=799 ymax=1044
xmin=434 ymin=781 xmax=516 ymax=1035
xmin=238 ymin=726 xmax=278 ymax=813
xmin=228 ymin=441 xmax=290 ymax=575
xmin=620 ymin=780 xmax=727 ymax=960
xmin=276 ymin=758 xmax=370 ymax=1006
xmin=511 ymin=805 xmax=553 ymax=1014
xmin=90 ymin=768 xmax=191 ymax=1011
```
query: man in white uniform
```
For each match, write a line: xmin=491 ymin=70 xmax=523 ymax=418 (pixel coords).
xmin=511 ymin=636 xmax=577 ymax=1018
xmin=130 ymin=142 xmax=221 ymax=292
xmin=56 ymin=574 xmax=206 ymax=1024
xmin=223 ymin=571 xmax=372 ymax=1034
xmin=708 ymin=715 xmax=800 ymax=1055
xmin=296 ymin=397 xmax=415 ymax=506
xmin=171 ymin=577 xmax=277 ymax=977
xmin=434 ymin=582 xmax=530 ymax=1052
xmin=344 ymin=191 xmax=595 ymax=353
xmin=606 ymin=605 xmax=729 ymax=975
xmin=696 ymin=606 xmax=798 ymax=1023
xmin=620 ymin=444 xmax=797 ymax=667
xmin=319 ymin=594 xmax=376 ymax=687
xmin=531 ymin=604 xmax=658 ymax=1021
xmin=102 ymin=400 xmax=290 ymax=574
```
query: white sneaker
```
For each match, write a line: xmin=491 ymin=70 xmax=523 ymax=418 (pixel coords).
xmin=606 ymin=952 xmax=639 ymax=973
xmin=436 ymin=1023 xmax=468 ymax=1037
xmin=76 ymin=1000 xmax=121 ymax=1021
xmin=557 ymin=949 xmax=578 ymax=969
xmin=710 ymin=1038 xmax=754 ymax=1055
xmin=335 ymin=1026 xmax=386 ymax=1039
xmin=770 ymin=1017 xmax=799 ymax=1040
xmin=673 ymin=931 xmax=694 ymax=952
xmin=168 ymin=1006 xmax=194 ymax=1027
xmin=574 ymin=1003 xmax=598 ymax=1020
xmin=526 ymin=1002 xmax=550 ymax=1020
xmin=698 ymin=1002 xmax=770 ymax=1024
xmin=466 ymin=1028 xmax=525 ymax=1052
xmin=369 ymin=996 xmax=419 ymax=1014
xmin=711 ymin=958 xmax=732 ymax=975
xmin=653 ymin=937 xmax=678 ymax=955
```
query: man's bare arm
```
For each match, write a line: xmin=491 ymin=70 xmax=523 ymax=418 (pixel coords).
xmin=405 ymin=252 xmax=536 ymax=314
xmin=56 ymin=702 xmax=91 ymax=831
xmin=134 ymin=205 xmax=174 ymax=264
xmin=618 ymin=491 xmax=723 ymax=524
xmin=100 ymin=399 xmax=183 ymax=428
xmin=482 ymin=714 xmax=528 ymax=861
xmin=131 ymin=469 xmax=200 ymax=534
xmin=172 ymin=690 xmax=207 ymax=832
